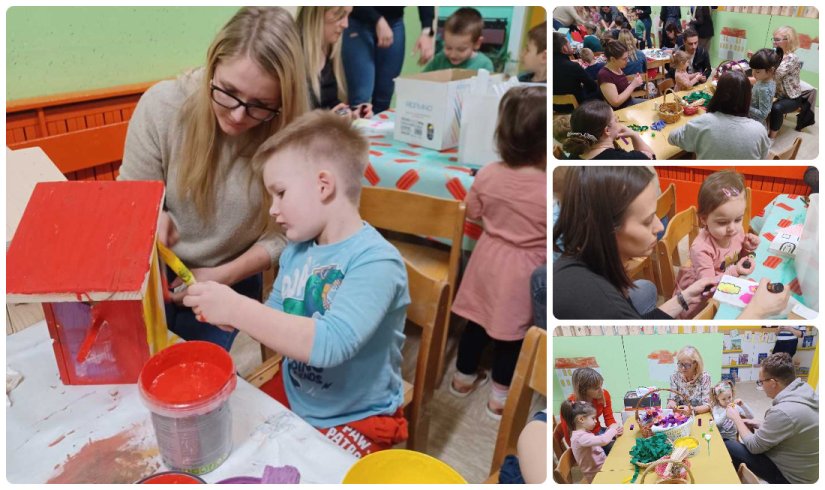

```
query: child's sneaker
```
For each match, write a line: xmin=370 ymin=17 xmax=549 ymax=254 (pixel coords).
xmin=485 ymin=399 xmax=505 ymax=421
xmin=448 ymin=371 xmax=489 ymax=398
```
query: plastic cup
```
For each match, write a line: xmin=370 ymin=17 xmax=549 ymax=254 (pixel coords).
xmin=138 ymin=471 xmax=206 ymax=483
xmin=138 ymin=341 xmax=237 ymax=475
xmin=342 ymin=449 xmax=466 ymax=484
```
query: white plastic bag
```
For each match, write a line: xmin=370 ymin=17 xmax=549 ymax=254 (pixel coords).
xmin=457 ymin=70 xmax=520 ymax=167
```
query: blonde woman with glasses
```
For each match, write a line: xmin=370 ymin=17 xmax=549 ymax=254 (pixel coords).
xmin=296 ymin=7 xmax=372 ymax=119
xmin=119 ymin=7 xmax=308 ymax=350
xmin=666 ymin=345 xmax=712 ymax=414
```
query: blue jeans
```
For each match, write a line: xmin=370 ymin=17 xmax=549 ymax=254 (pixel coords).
xmin=341 ymin=16 xmax=406 ymax=113
xmin=530 ymin=265 xmax=547 ymax=329
xmin=164 ymin=269 xmax=262 ymax=351
xmin=641 ymin=17 xmax=653 ymax=48
xmin=629 ymin=279 xmax=657 ymax=315
xmin=598 ymin=427 xmax=615 ymax=455
xmin=724 ymin=439 xmax=789 ymax=483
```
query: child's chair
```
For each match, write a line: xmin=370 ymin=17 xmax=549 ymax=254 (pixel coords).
xmin=656 ymin=77 xmax=675 ymax=96
xmin=553 ymin=94 xmax=579 ymax=110
xmin=769 ymin=136 xmax=802 ymax=160
xmin=485 ymin=326 xmax=547 ymax=482
xmin=359 ymin=187 xmax=465 ymax=386
xmin=737 ymin=462 xmax=761 ymax=484
xmin=693 ymin=298 xmax=719 ymax=320
xmin=401 ymin=258 xmax=450 ymax=453
xmin=655 ymin=205 xmax=699 ymax=298
xmin=553 ymin=448 xmax=577 ymax=484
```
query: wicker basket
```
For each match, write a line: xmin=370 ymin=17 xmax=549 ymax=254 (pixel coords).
xmin=634 ymin=388 xmax=695 ymax=441
xmin=640 ymin=459 xmax=695 ymax=484
xmin=657 ymin=89 xmax=683 ymax=124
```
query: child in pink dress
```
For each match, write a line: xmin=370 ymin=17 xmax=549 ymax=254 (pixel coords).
xmin=561 ymin=399 xmax=622 ymax=483
xmin=448 ymin=86 xmax=547 ymax=419
xmin=674 ymin=170 xmax=760 ymax=318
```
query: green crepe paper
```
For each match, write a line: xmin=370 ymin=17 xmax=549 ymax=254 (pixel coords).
xmin=629 ymin=433 xmax=673 ymax=483
xmin=681 ymin=91 xmax=713 ymax=106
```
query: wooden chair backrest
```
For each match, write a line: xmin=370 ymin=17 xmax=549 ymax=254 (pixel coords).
xmin=552 ymin=420 xmax=568 ymax=461
xmin=488 ymin=327 xmax=547 ymax=476
xmin=656 ymin=77 xmax=674 ymax=95
xmin=693 ymin=298 xmax=718 ymax=320
xmin=359 ymin=187 xmax=466 ymax=296
xmin=656 ymin=206 xmax=699 ymax=298
xmin=744 ymin=187 xmax=752 ymax=234
xmin=737 ymin=463 xmax=761 ymax=484
xmin=553 ymin=448 xmax=575 ymax=484
xmin=553 ymin=94 xmax=579 ymax=109
xmin=771 ymin=136 xmax=802 ymax=160
xmin=656 ymin=183 xmax=677 ymax=223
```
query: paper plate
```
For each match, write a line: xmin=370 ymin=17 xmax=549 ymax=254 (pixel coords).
xmin=342 ymin=449 xmax=467 ymax=484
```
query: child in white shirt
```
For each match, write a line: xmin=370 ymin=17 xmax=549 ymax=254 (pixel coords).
xmin=710 ymin=380 xmax=755 ymax=441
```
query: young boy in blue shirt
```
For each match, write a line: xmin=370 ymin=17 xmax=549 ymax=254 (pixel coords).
xmin=184 ymin=110 xmax=410 ymax=458
xmin=424 ymin=7 xmax=494 ymax=72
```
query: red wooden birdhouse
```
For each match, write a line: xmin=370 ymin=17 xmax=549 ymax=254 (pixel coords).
xmin=6 ymin=181 xmax=172 ymax=385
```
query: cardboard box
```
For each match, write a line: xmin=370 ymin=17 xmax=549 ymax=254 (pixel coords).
xmin=393 ymin=69 xmax=478 ymax=150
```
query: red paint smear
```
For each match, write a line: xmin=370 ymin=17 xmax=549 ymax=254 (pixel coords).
xmin=756 ymin=208 xmax=765 ymax=217
xmin=370 ymin=141 xmax=392 ymax=147
xmin=441 ymin=148 xmax=458 ymax=154
xmin=464 ymin=221 xmax=483 ymax=241
xmin=787 ymin=194 xmax=799 ymax=200
xmin=369 ymin=150 xmax=383 ymax=157
xmin=448 ymin=157 xmax=458 ymax=162
xmin=396 ymin=169 xmax=420 ymax=190
xmin=140 ymin=473 xmax=204 ymax=484
xmin=763 ymin=256 xmax=783 ymax=269
xmin=48 ymin=434 xmax=67 ymax=447
xmin=394 ymin=159 xmax=417 ymax=163
xmin=364 ymin=164 xmax=380 ymax=186
xmin=48 ymin=426 xmax=160 ymax=483
xmin=446 ymin=177 xmax=467 ymax=201
xmin=789 ymin=278 xmax=802 ymax=295
xmin=378 ymin=113 xmax=389 ymax=120
xmin=776 ymin=203 xmax=794 ymax=212
xmin=367 ymin=135 xmax=385 ymax=139
xmin=140 ymin=342 xmax=234 ymax=405
xmin=777 ymin=218 xmax=792 ymax=228
xmin=407 ymin=143 xmax=421 ymax=148
xmin=763 ymin=232 xmax=775 ymax=242
xmin=7 ymin=181 xmax=164 ymax=296
xmin=399 ymin=149 xmax=420 ymax=156
xmin=446 ymin=166 xmax=473 ymax=174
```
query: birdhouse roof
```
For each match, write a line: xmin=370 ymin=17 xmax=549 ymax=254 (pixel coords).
xmin=6 ymin=181 xmax=165 ymax=302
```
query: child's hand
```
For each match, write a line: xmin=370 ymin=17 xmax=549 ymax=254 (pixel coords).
xmin=734 ymin=398 xmax=743 ymax=406
xmin=613 ymin=424 xmax=624 ymax=436
xmin=736 ymin=256 xmax=755 ymax=276
xmin=744 ymin=233 xmax=760 ymax=251
xmin=699 ymin=75 xmax=707 ymax=83
xmin=182 ymin=281 xmax=242 ymax=331
xmin=616 ymin=124 xmax=636 ymax=139
xmin=667 ymin=399 xmax=678 ymax=410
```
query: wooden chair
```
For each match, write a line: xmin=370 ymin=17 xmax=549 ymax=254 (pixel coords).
xmin=486 ymin=327 xmax=547 ymax=482
xmin=769 ymin=136 xmax=802 ymax=160
xmin=737 ymin=462 xmax=761 ymax=484
xmin=648 ymin=57 xmax=669 ymax=84
xmin=744 ymin=187 xmax=752 ymax=235
xmin=655 ymin=206 xmax=699 ymax=298
xmin=656 ymin=77 xmax=674 ymax=96
xmin=552 ymin=419 xmax=569 ymax=461
xmin=359 ymin=187 xmax=465 ymax=386
xmin=400 ymin=258 xmax=450 ymax=452
xmin=693 ymin=298 xmax=719 ymax=320
xmin=626 ymin=72 xmax=649 ymax=98
xmin=553 ymin=448 xmax=576 ymax=484
xmin=553 ymin=94 xmax=579 ymax=110
xmin=246 ymin=258 xmax=449 ymax=454
xmin=651 ymin=183 xmax=677 ymax=291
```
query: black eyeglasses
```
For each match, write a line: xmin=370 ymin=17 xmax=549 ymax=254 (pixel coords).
xmin=756 ymin=378 xmax=775 ymax=387
xmin=210 ymin=83 xmax=281 ymax=122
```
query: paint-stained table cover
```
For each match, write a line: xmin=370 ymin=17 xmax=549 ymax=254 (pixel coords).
xmin=6 ymin=180 xmax=164 ymax=300
xmin=591 ymin=412 xmax=740 ymax=484
xmin=715 ymin=194 xmax=810 ymax=319
xmin=6 ymin=323 xmax=357 ymax=483
xmin=360 ymin=110 xmax=480 ymax=251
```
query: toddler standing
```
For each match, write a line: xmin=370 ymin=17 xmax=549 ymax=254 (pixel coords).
xmin=448 ymin=86 xmax=546 ymax=418
xmin=710 ymin=380 xmax=755 ymax=440
xmin=674 ymin=170 xmax=761 ymax=318
xmin=561 ymin=400 xmax=621 ymax=483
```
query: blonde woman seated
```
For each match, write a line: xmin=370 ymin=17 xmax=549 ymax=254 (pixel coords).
xmin=666 ymin=346 xmax=712 ymax=414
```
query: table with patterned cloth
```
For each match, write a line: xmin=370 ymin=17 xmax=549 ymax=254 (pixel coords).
xmin=715 ymin=193 xmax=813 ymax=319
xmin=357 ymin=110 xmax=480 ymax=251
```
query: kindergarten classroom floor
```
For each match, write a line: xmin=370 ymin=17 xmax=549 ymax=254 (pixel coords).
xmin=773 ymin=106 xmax=819 ymax=160
xmin=231 ymin=321 xmax=547 ymax=484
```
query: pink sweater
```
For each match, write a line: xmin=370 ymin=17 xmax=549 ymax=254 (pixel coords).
xmin=571 ymin=427 xmax=618 ymax=483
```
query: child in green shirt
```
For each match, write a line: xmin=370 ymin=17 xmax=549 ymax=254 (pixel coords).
xmin=424 ymin=7 xmax=494 ymax=72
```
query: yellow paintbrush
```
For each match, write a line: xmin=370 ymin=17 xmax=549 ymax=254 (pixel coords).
xmin=156 ymin=240 xmax=197 ymax=286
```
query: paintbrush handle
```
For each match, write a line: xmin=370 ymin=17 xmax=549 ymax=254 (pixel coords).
xmin=157 ymin=241 xmax=197 ymax=286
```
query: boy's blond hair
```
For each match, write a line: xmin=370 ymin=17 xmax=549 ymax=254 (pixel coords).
xmin=580 ymin=47 xmax=594 ymax=63
xmin=445 ymin=7 xmax=484 ymax=42
xmin=252 ymin=110 xmax=368 ymax=205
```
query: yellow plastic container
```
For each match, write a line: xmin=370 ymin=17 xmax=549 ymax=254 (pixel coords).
xmin=342 ymin=449 xmax=467 ymax=484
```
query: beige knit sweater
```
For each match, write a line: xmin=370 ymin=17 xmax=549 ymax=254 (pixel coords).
xmin=118 ymin=70 xmax=285 ymax=269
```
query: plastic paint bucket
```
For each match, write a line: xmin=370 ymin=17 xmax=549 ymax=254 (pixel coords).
xmin=342 ymin=449 xmax=467 ymax=484
xmin=138 ymin=471 xmax=206 ymax=483
xmin=138 ymin=341 xmax=237 ymax=475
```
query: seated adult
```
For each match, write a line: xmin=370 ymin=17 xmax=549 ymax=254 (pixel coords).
xmin=553 ymin=167 xmax=791 ymax=319
xmin=723 ymin=353 xmax=818 ymax=484
xmin=562 ymin=100 xmax=654 ymax=160
xmin=618 ymin=29 xmax=647 ymax=75
xmin=553 ymin=5 xmax=588 ymax=33
xmin=552 ymin=32 xmax=598 ymax=113
xmin=659 ymin=22 xmax=683 ymax=49
xmin=666 ymin=346 xmax=712 ymax=415
xmin=598 ymin=40 xmax=645 ymax=109
xmin=666 ymin=27 xmax=711 ymax=82
xmin=767 ymin=26 xmax=815 ymax=138
xmin=581 ymin=24 xmax=603 ymax=52
xmin=668 ymin=71 xmax=770 ymax=159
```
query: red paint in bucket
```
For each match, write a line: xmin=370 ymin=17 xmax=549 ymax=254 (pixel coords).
xmin=139 ymin=342 xmax=237 ymax=475
xmin=138 ymin=471 xmax=206 ymax=483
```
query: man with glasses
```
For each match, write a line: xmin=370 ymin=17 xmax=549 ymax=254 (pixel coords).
xmin=722 ymin=352 xmax=818 ymax=484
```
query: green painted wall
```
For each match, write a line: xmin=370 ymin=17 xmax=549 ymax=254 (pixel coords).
xmin=552 ymin=335 xmax=629 ymax=415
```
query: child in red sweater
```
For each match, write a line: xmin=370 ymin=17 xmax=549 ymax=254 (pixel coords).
xmin=559 ymin=367 xmax=620 ymax=454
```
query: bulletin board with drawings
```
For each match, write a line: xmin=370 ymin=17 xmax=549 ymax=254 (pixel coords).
xmin=721 ymin=327 xmax=819 ymax=383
